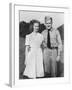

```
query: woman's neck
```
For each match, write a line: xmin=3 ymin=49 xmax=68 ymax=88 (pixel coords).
xmin=33 ymin=31 xmax=38 ymax=33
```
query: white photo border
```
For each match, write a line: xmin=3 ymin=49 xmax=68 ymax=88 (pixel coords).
xmin=10 ymin=3 xmax=70 ymax=87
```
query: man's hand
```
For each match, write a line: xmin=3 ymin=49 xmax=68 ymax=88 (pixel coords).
xmin=56 ymin=55 xmax=60 ymax=62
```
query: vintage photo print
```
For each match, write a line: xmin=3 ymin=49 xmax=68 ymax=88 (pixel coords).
xmin=10 ymin=4 xmax=70 ymax=87
xmin=19 ymin=10 xmax=64 ymax=79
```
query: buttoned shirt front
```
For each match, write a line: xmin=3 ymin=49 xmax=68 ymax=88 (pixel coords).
xmin=42 ymin=28 xmax=62 ymax=51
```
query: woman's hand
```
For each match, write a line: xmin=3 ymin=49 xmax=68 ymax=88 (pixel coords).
xmin=42 ymin=41 xmax=47 ymax=48
xmin=56 ymin=55 xmax=60 ymax=62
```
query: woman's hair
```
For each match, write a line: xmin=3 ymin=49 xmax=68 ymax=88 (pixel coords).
xmin=29 ymin=20 xmax=40 ymax=33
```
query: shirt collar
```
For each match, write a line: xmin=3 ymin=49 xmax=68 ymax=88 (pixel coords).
xmin=46 ymin=27 xmax=53 ymax=32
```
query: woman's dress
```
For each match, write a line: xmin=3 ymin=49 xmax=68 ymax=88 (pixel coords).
xmin=23 ymin=32 xmax=44 ymax=78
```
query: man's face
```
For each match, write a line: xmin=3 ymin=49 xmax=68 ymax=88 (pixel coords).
xmin=45 ymin=19 xmax=52 ymax=29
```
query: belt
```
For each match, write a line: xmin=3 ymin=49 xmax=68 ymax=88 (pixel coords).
xmin=48 ymin=47 xmax=58 ymax=49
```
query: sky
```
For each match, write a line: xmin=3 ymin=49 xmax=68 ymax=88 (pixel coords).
xmin=19 ymin=10 xmax=64 ymax=28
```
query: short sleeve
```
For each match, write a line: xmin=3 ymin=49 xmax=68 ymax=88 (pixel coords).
xmin=41 ymin=31 xmax=45 ymax=40
xmin=56 ymin=30 xmax=62 ymax=51
xmin=41 ymin=33 xmax=47 ymax=48
xmin=41 ymin=30 xmax=45 ymax=38
xmin=25 ymin=35 xmax=30 ymax=46
xmin=41 ymin=34 xmax=44 ymax=41
xmin=41 ymin=30 xmax=47 ymax=44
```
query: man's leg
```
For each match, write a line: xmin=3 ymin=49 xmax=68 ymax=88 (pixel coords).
xmin=50 ymin=49 xmax=57 ymax=77
xmin=43 ymin=48 xmax=50 ymax=76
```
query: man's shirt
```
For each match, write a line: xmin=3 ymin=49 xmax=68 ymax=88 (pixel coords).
xmin=41 ymin=28 xmax=62 ymax=51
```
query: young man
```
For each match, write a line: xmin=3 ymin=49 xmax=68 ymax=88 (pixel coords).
xmin=42 ymin=16 xmax=62 ymax=77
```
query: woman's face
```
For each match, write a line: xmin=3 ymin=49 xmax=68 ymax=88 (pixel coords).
xmin=33 ymin=23 xmax=39 ymax=32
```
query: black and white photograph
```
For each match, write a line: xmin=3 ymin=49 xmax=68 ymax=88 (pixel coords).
xmin=9 ymin=4 xmax=70 ymax=87
xmin=19 ymin=10 xmax=64 ymax=79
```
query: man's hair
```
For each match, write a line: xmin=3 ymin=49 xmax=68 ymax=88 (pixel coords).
xmin=45 ymin=16 xmax=52 ymax=23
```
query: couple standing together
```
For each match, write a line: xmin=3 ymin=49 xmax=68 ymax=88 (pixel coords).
xmin=23 ymin=16 xmax=62 ymax=78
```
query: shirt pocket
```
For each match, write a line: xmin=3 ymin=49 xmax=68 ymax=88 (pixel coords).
xmin=50 ymin=38 xmax=58 ymax=47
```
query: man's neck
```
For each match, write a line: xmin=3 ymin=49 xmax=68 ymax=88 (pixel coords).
xmin=46 ymin=27 xmax=53 ymax=32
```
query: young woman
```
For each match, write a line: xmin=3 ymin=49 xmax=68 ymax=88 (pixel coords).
xmin=23 ymin=20 xmax=44 ymax=79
